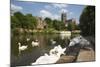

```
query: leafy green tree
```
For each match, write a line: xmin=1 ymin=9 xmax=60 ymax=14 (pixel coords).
xmin=67 ymin=22 xmax=77 ymax=31
xmin=44 ymin=17 xmax=53 ymax=28
xmin=14 ymin=12 xmax=29 ymax=28
xmin=79 ymin=6 xmax=95 ymax=36
xmin=53 ymin=20 xmax=66 ymax=31
xmin=67 ymin=23 xmax=72 ymax=31
xmin=75 ymin=24 xmax=80 ymax=30
xmin=25 ymin=14 xmax=37 ymax=29
xmin=11 ymin=16 xmax=20 ymax=28
xmin=53 ymin=20 xmax=59 ymax=30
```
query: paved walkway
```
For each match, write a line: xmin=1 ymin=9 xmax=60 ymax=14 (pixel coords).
xmin=56 ymin=48 xmax=95 ymax=63
xmin=76 ymin=49 xmax=95 ymax=62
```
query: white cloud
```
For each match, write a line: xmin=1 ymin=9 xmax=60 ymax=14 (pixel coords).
xmin=11 ymin=4 xmax=23 ymax=15
xmin=59 ymin=9 xmax=68 ymax=13
xmin=43 ymin=4 xmax=68 ymax=20
xmin=52 ymin=3 xmax=68 ymax=8
xmin=40 ymin=9 xmax=60 ymax=20
xmin=44 ymin=3 xmax=68 ymax=10
xmin=69 ymin=12 xmax=73 ymax=15
xmin=40 ymin=10 xmax=52 ymax=17
xmin=59 ymin=9 xmax=73 ymax=17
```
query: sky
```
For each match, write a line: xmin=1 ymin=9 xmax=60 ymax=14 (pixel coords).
xmin=11 ymin=0 xmax=86 ymax=24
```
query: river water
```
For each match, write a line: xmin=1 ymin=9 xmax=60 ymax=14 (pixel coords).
xmin=11 ymin=33 xmax=79 ymax=66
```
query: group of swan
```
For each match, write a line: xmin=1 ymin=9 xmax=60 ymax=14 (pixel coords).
xmin=18 ymin=38 xmax=39 ymax=54
xmin=31 ymin=35 xmax=91 ymax=65
xmin=18 ymin=35 xmax=91 ymax=64
xmin=31 ymin=45 xmax=66 ymax=65
xmin=68 ymin=36 xmax=90 ymax=47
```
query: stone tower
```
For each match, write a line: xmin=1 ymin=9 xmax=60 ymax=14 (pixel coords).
xmin=61 ymin=12 xmax=67 ymax=23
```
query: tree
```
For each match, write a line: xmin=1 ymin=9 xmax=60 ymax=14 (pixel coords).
xmin=11 ymin=12 xmax=38 ymax=30
xmin=11 ymin=16 xmax=20 ymax=28
xmin=14 ymin=12 xmax=29 ymax=28
xmin=67 ymin=23 xmax=72 ymax=31
xmin=44 ymin=17 xmax=53 ymax=28
xmin=52 ymin=19 xmax=66 ymax=31
xmin=67 ymin=22 xmax=77 ymax=31
xmin=79 ymin=6 xmax=95 ymax=36
xmin=25 ymin=14 xmax=37 ymax=29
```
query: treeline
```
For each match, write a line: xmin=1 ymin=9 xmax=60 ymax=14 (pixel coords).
xmin=11 ymin=12 xmax=79 ymax=32
xmin=45 ymin=18 xmax=80 ymax=31
xmin=11 ymin=6 xmax=95 ymax=36
xmin=11 ymin=12 xmax=37 ymax=29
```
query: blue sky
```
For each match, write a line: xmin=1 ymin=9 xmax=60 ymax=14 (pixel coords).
xmin=11 ymin=0 xmax=86 ymax=24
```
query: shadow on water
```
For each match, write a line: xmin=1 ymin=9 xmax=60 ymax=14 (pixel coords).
xmin=11 ymin=33 xmax=79 ymax=66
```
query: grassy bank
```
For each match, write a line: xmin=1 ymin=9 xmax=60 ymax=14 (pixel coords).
xmin=11 ymin=28 xmax=80 ymax=35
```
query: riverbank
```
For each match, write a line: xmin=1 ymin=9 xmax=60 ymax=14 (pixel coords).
xmin=11 ymin=28 xmax=80 ymax=35
xmin=56 ymin=48 xmax=95 ymax=63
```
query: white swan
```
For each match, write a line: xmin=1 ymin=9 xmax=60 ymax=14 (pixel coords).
xmin=26 ymin=38 xmax=30 ymax=41
xmin=69 ymin=36 xmax=90 ymax=47
xmin=31 ymin=45 xmax=66 ymax=65
xmin=18 ymin=42 xmax=28 ymax=54
xmin=32 ymin=40 xmax=39 ymax=47
xmin=49 ymin=45 xmax=65 ymax=55
xmin=50 ymin=39 xmax=56 ymax=45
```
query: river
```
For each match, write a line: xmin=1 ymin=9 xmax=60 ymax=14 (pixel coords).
xmin=11 ymin=33 xmax=79 ymax=66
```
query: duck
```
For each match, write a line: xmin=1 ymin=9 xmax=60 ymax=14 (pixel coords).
xmin=31 ymin=40 xmax=39 ymax=47
xmin=31 ymin=45 xmax=66 ymax=65
xmin=18 ymin=42 xmax=28 ymax=54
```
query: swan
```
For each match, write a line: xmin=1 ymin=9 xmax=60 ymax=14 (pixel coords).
xmin=32 ymin=40 xmax=39 ymax=47
xmin=50 ymin=39 xmax=56 ymax=45
xmin=68 ymin=36 xmax=90 ymax=47
xmin=31 ymin=45 xmax=66 ymax=65
xmin=67 ymin=36 xmax=91 ymax=62
xmin=31 ymin=54 xmax=59 ymax=65
xmin=44 ymin=53 xmax=49 ymax=56
xmin=18 ymin=42 xmax=28 ymax=54
xmin=49 ymin=45 xmax=66 ymax=55
xmin=26 ymin=38 xmax=30 ymax=41
xmin=49 ymin=45 xmax=58 ymax=55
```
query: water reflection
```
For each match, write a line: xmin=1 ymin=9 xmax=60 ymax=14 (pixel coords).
xmin=11 ymin=33 xmax=78 ymax=66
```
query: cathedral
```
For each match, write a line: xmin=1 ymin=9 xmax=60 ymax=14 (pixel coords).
xmin=61 ymin=12 xmax=76 ymax=27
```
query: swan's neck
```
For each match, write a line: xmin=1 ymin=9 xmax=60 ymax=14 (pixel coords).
xmin=18 ymin=43 xmax=21 ymax=47
xmin=18 ymin=44 xmax=21 ymax=47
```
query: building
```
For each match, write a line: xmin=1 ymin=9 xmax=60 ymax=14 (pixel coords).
xmin=61 ymin=12 xmax=76 ymax=27
xmin=36 ymin=17 xmax=47 ymax=30
xmin=61 ymin=12 xmax=67 ymax=24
